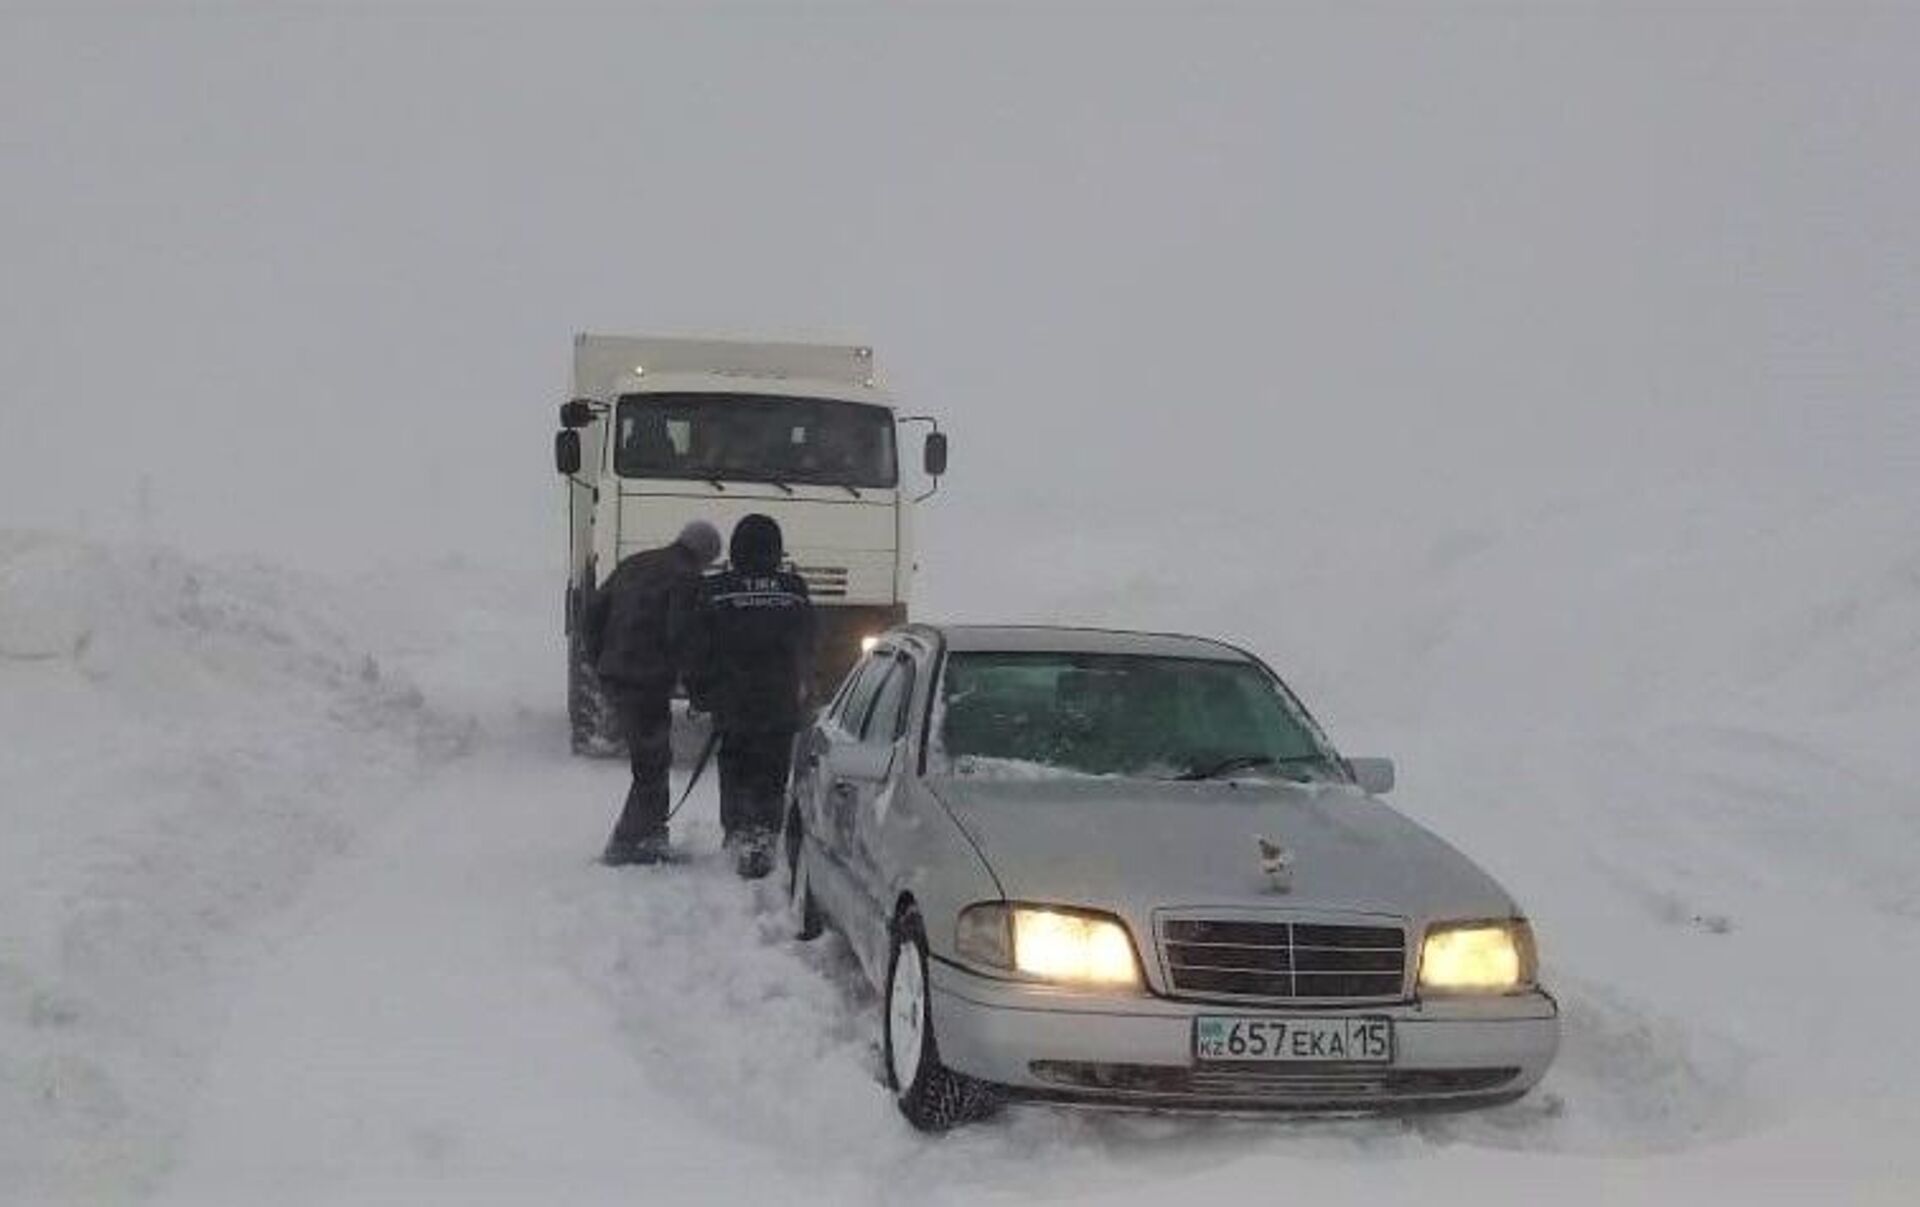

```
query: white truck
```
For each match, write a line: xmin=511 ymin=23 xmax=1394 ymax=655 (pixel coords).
xmin=554 ymin=334 xmax=947 ymax=753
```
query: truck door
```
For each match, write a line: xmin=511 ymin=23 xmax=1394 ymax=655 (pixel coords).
xmin=590 ymin=416 xmax=620 ymax=574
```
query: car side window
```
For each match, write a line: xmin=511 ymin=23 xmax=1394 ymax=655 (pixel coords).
xmin=832 ymin=653 xmax=889 ymax=735
xmin=822 ymin=662 xmax=860 ymax=722
xmin=861 ymin=657 xmax=915 ymax=744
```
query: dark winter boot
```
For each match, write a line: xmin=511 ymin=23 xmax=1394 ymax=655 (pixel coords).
xmin=727 ymin=829 xmax=775 ymax=880
xmin=601 ymin=831 xmax=670 ymax=867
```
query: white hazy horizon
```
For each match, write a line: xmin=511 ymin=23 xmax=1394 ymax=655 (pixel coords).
xmin=4 ymin=4 xmax=1914 ymax=584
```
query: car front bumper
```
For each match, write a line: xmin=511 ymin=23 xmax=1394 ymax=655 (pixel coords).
xmin=928 ymin=959 xmax=1559 ymax=1112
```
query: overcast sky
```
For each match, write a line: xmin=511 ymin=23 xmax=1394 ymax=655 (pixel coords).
xmin=2 ymin=2 xmax=1915 ymax=575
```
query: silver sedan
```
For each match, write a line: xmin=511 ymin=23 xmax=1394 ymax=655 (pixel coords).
xmin=782 ymin=625 xmax=1559 ymax=1130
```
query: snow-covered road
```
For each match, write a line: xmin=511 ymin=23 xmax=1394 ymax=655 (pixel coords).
xmin=151 ymin=695 xmax=1920 ymax=1207
xmin=5 ymin=506 xmax=1918 ymax=1203
xmin=154 ymin=741 xmax=747 ymax=1203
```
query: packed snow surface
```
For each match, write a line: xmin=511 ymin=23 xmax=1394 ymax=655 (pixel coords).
xmin=3 ymin=481 xmax=1917 ymax=1203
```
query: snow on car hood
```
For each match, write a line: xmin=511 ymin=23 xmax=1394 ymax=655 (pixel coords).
xmin=929 ymin=775 xmax=1518 ymax=925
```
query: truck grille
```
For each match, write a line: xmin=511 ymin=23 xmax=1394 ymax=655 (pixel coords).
xmin=1160 ymin=918 xmax=1407 ymax=1002
xmin=794 ymin=565 xmax=849 ymax=598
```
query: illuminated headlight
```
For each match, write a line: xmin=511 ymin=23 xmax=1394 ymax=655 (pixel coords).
xmin=1419 ymin=920 xmax=1537 ymax=994
xmin=955 ymin=903 xmax=1141 ymax=988
xmin=859 ymin=635 xmax=880 ymax=653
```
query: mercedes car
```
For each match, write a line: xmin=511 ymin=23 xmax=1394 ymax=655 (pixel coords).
xmin=782 ymin=625 xmax=1559 ymax=1129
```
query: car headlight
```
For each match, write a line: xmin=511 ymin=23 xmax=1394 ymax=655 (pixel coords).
xmin=859 ymin=635 xmax=881 ymax=653
xmin=955 ymin=903 xmax=1141 ymax=988
xmin=1418 ymin=920 xmax=1537 ymax=994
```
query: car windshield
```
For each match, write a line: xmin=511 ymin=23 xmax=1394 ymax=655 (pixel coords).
xmin=614 ymin=393 xmax=897 ymax=489
xmin=936 ymin=651 xmax=1339 ymax=781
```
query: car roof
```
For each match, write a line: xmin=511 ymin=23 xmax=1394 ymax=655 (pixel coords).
xmin=923 ymin=624 xmax=1254 ymax=663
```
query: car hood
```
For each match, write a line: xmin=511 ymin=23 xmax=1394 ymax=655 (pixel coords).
xmin=929 ymin=776 xmax=1518 ymax=924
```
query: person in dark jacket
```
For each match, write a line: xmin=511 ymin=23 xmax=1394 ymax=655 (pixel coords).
xmin=581 ymin=519 xmax=722 ymax=865
xmin=685 ymin=514 xmax=816 ymax=878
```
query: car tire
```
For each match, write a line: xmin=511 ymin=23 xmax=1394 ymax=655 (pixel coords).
xmin=784 ymin=804 xmax=823 ymax=941
xmin=883 ymin=906 xmax=998 ymax=1132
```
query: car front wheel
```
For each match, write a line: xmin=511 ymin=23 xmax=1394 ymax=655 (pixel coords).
xmin=883 ymin=906 xmax=998 ymax=1132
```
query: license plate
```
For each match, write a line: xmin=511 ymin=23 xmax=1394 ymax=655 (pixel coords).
xmin=1193 ymin=1015 xmax=1394 ymax=1064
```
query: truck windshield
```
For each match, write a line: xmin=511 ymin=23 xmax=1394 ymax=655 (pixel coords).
xmin=614 ymin=393 xmax=897 ymax=489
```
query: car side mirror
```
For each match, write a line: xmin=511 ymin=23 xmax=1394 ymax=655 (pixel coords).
xmin=559 ymin=398 xmax=598 ymax=429
xmin=923 ymin=431 xmax=948 ymax=477
xmin=555 ymin=429 xmax=582 ymax=476
xmin=833 ymin=741 xmax=897 ymax=784
xmin=1348 ymin=757 xmax=1395 ymax=795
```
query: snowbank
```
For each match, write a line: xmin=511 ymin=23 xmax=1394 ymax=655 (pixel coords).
xmin=0 ymin=531 xmax=468 ymax=1200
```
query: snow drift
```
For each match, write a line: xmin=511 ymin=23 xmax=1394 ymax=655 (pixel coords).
xmin=0 ymin=531 xmax=468 ymax=1200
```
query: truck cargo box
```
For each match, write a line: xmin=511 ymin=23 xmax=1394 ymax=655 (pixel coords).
xmin=571 ymin=334 xmax=877 ymax=402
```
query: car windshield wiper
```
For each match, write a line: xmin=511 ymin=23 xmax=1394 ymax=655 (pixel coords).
xmin=1176 ymin=754 xmax=1330 ymax=782
xmin=836 ymin=483 xmax=862 ymax=499
xmin=767 ymin=479 xmax=796 ymax=495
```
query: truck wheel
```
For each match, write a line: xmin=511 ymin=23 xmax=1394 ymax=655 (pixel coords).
xmin=784 ymin=805 xmax=823 ymax=941
xmin=567 ymin=636 xmax=621 ymax=756
xmin=883 ymin=906 xmax=998 ymax=1132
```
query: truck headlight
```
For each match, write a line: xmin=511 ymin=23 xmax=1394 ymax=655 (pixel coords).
xmin=955 ymin=903 xmax=1141 ymax=988
xmin=1418 ymin=920 xmax=1536 ymax=993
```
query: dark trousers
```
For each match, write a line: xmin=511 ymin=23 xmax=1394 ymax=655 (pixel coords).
xmin=609 ymin=688 xmax=673 ymax=844
xmin=717 ymin=729 xmax=795 ymax=840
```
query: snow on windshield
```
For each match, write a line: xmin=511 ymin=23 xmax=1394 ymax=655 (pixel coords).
xmin=934 ymin=652 xmax=1330 ymax=780
xmin=950 ymin=754 xmax=1137 ymax=781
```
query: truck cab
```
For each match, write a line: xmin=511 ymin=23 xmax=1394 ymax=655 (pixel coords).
xmin=554 ymin=334 xmax=947 ymax=753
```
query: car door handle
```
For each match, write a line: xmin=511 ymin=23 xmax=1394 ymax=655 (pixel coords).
xmin=831 ymin=780 xmax=856 ymax=798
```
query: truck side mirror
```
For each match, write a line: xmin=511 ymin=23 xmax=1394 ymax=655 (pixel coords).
xmin=923 ymin=431 xmax=949 ymax=477
xmin=555 ymin=429 xmax=582 ymax=476
xmin=559 ymin=399 xmax=598 ymax=429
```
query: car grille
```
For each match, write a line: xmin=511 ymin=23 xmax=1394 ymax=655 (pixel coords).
xmin=1160 ymin=918 xmax=1407 ymax=1002
xmin=1028 ymin=1061 xmax=1519 ymax=1107
xmin=794 ymin=565 xmax=849 ymax=598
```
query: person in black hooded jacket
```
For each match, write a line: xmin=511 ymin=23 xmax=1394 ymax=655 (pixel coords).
xmin=684 ymin=513 xmax=816 ymax=878
xmin=581 ymin=519 xmax=722 ymax=865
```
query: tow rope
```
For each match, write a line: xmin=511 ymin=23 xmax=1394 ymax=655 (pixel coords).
xmin=665 ymin=726 xmax=722 ymax=823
